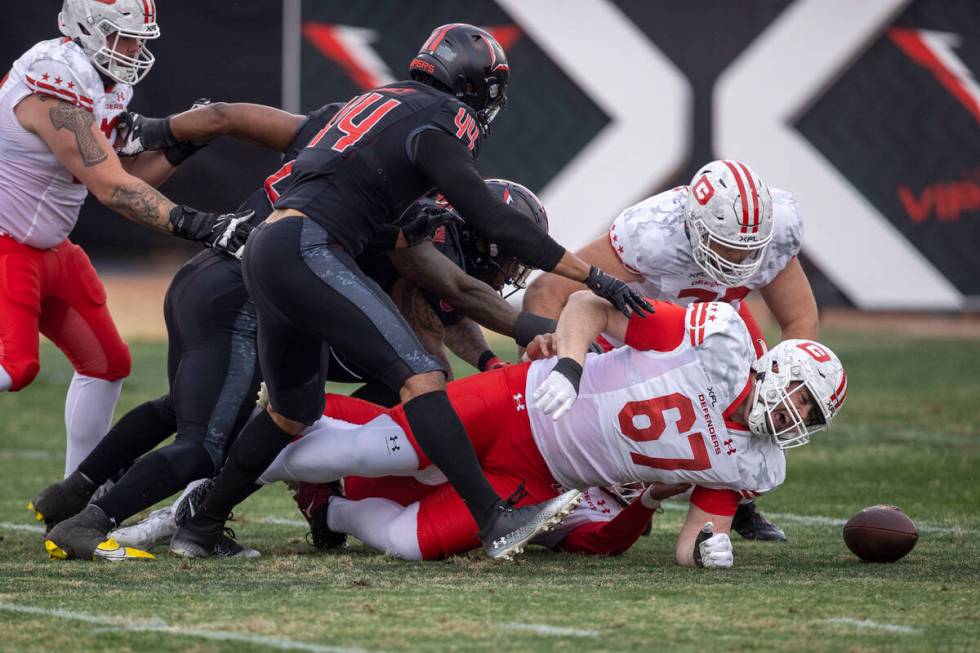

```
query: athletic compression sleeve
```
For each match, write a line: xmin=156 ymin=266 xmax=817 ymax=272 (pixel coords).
xmin=413 ymin=129 xmax=566 ymax=272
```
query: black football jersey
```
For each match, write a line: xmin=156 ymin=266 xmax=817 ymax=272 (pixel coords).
xmin=273 ymin=81 xmax=482 ymax=256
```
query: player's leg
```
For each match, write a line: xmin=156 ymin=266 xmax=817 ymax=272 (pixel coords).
xmin=0 ymin=236 xmax=44 ymax=393
xmin=326 ymin=497 xmax=423 ymax=560
xmin=41 ymin=242 xmax=131 ymax=476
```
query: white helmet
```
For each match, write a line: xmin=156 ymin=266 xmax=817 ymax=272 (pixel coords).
xmin=58 ymin=0 xmax=160 ymax=85
xmin=685 ymin=160 xmax=774 ymax=285
xmin=747 ymin=339 xmax=847 ymax=449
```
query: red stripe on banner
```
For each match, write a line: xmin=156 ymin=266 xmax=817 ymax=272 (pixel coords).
xmin=302 ymin=23 xmax=384 ymax=91
xmin=722 ymin=160 xmax=750 ymax=233
xmin=26 ymin=76 xmax=93 ymax=110
xmin=889 ymin=28 xmax=980 ymax=125
xmin=735 ymin=161 xmax=759 ymax=233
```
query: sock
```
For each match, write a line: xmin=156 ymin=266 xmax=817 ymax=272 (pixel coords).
xmin=258 ymin=414 xmax=419 ymax=485
xmin=327 ymin=496 xmax=422 ymax=560
xmin=93 ymin=442 xmax=214 ymax=524
xmin=77 ymin=399 xmax=175 ymax=487
xmin=403 ymin=391 xmax=500 ymax=530
xmin=64 ymin=373 xmax=123 ymax=476
xmin=0 ymin=363 xmax=11 ymax=392
xmin=197 ymin=409 xmax=293 ymax=523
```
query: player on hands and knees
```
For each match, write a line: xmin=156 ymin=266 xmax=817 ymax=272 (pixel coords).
xmin=168 ymin=23 xmax=650 ymax=561
xmin=524 ymin=160 xmax=819 ymax=541
xmin=253 ymin=293 xmax=846 ymax=565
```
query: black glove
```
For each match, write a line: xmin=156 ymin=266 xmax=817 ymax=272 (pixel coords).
xmin=398 ymin=198 xmax=462 ymax=246
xmin=584 ymin=266 xmax=655 ymax=318
xmin=117 ymin=98 xmax=212 ymax=165
xmin=169 ymin=206 xmax=255 ymax=258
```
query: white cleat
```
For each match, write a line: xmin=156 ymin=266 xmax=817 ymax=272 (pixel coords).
xmin=109 ymin=507 xmax=176 ymax=551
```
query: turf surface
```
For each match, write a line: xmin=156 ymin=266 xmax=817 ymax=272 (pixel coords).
xmin=0 ymin=333 xmax=978 ymax=652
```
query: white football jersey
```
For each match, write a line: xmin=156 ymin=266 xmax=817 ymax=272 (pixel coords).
xmin=532 ymin=486 xmax=624 ymax=549
xmin=0 ymin=38 xmax=133 ymax=249
xmin=608 ymin=186 xmax=803 ymax=307
xmin=527 ymin=302 xmax=786 ymax=498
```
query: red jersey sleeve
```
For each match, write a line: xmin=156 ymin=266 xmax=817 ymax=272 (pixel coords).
xmin=689 ymin=486 xmax=740 ymax=517
xmin=623 ymin=301 xmax=688 ymax=352
xmin=559 ymin=498 xmax=656 ymax=555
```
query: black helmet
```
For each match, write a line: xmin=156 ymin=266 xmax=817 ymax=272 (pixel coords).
xmin=459 ymin=179 xmax=548 ymax=295
xmin=409 ymin=23 xmax=509 ymax=134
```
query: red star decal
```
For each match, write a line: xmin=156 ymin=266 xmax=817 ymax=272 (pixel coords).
xmin=41 ymin=73 xmax=50 ymax=81
xmin=617 ymin=246 xmax=624 ymax=253
xmin=708 ymin=315 xmax=716 ymax=321
xmin=67 ymin=81 xmax=74 ymax=89
xmin=612 ymin=234 xmax=619 ymax=242
xmin=54 ymin=76 xmax=62 ymax=85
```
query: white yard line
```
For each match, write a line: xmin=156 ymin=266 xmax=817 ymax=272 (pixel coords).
xmin=0 ymin=602 xmax=375 ymax=653
xmin=0 ymin=448 xmax=57 ymax=460
xmin=0 ymin=521 xmax=44 ymax=533
xmin=822 ymin=617 xmax=920 ymax=634
xmin=660 ymin=502 xmax=973 ymax=535
xmin=504 ymin=622 xmax=598 ymax=637
xmin=257 ymin=517 xmax=308 ymax=528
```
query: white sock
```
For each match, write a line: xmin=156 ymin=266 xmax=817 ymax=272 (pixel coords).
xmin=64 ymin=373 xmax=123 ymax=477
xmin=327 ymin=496 xmax=422 ymax=560
xmin=0 ymin=363 xmax=11 ymax=391
xmin=258 ymin=414 xmax=420 ymax=485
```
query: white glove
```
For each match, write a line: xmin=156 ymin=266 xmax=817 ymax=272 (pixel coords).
xmin=695 ymin=522 xmax=734 ymax=569
xmin=533 ymin=370 xmax=578 ymax=420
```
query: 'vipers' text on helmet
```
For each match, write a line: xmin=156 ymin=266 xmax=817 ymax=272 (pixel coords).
xmin=58 ymin=0 xmax=160 ymax=85
xmin=685 ymin=160 xmax=774 ymax=286
xmin=409 ymin=24 xmax=509 ymax=135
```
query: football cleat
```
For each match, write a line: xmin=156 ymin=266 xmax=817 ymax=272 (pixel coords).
xmin=44 ymin=504 xmax=153 ymax=561
xmin=173 ymin=478 xmax=214 ymax=527
xmin=170 ymin=520 xmax=260 ymax=559
xmin=478 ymin=487 xmax=582 ymax=561
xmin=108 ymin=507 xmax=176 ymax=551
xmin=293 ymin=482 xmax=347 ymax=551
xmin=28 ymin=471 xmax=97 ymax=532
xmin=731 ymin=501 xmax=787 ymax=542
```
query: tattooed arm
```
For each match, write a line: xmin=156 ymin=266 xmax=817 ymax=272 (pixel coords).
xmin=15 ymin=94 xmax=175 ymax=233
xmin=443 ymin=317 xmax=495 ymax=371
xmin=390 ymin=279 xmax=455 ymax=380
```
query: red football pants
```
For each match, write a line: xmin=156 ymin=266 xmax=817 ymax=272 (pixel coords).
xmin=0 ymin=235 xmax=130 ymax=390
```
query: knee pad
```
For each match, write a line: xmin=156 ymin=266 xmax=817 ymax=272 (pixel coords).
xmin=158 ymin=440 xmax=216 ymax=484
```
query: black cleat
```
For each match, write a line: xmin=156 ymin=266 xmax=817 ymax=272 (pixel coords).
xmin=293 ymin=482 xmax=347 ymax=551
xmin=478 ymin=485 xmax=582 ymax=560
xmin=174 ymin=479 xmax=214 ymax=527
xmin=170 ymin=518 xmax=260 ymax=559
xmin=44 ymin=504 xmax=153 ymax=561
xmin=28 ymin=471 xmax=97 ymax=532
xmin=732 ymin=501 xmax=786 ymax=541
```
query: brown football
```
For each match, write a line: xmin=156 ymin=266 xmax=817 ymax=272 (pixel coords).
xmin=843 ymin=505 xmax=918 ymax=563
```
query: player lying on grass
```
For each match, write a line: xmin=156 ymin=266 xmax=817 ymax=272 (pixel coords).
xmin=524 ymin=160 xmax=819 ymax=542
xmin=246 ymin=293 xmax=847 ymax=565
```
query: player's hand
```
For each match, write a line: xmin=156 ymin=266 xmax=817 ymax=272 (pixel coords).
xmin=644 ymin=482 xmax=692 ymax=502
xmin=169 ymin=206 xmax=255 ymax=259
xmin=532 ymin=357 xmax=582 ymax=420
xmin=584 ymin=266 xmax=655 ymax=318
xmin=116 ymin=112 xmax=174 ymax=156
xmin=693 ymin=522 xmax=733 ymax=569
xmin=398 ymin=199 xmax=462 ymax=246
xmin=526 ymin=333 xmax=557 ymax=360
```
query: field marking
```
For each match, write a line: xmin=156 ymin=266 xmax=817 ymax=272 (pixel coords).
xmin=822 ymin=617 xmax=920 ymax=634
xmin=660 ymin=502 xmax=975 ymax=535
xmin=504 ymin=622 xmax=598 ymax=637
xmin=257 ymin=517 xmax=308 ymax=528
xmin=0 ymin=448 xmax=57 ymax=460
xmin=0 ymin=602 xmax=374 ymax=653
xmin=0 ymin=522 xmax=44 ymax=534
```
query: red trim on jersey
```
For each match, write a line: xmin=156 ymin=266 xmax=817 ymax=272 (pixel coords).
xmin=723 ymin=375 xmax=754 ymax=431
xmin=624 ymin=301 xmax=687 ymax=352
xmin=607 ymin=223 xmax=642 ymax=275
xmin=735 ymin=161 xmax=759 ymax=232
xmin=722 ymin=160 xmax=751 ymax=234
xmin=26 ymin=75 xmax=94 ymax=111
xmin=690 ymin=485 xmax=740 ymax=517
xmin=688 ymin=302 xmax=709 ymax=347
xmin=559 ymin=495 xmax=656 ymax=556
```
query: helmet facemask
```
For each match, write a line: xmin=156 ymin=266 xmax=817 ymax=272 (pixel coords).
xmin=689 ymin=218 xmax=772 ymax=286
xmin=90 ymin=22 xmax=158 ymax=85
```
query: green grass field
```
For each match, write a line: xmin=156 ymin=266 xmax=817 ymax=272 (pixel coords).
xmin=1 ymin=332 xmax=979 ymax=652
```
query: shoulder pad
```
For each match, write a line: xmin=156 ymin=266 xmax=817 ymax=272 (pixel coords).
xmin=608 ymin=187 xmax=687 ymax=277
xmin=749 ymin=187 xmax=803 ymax=288
xmin=430 ymin=98 xmax=481 ymax=156
xmin=25 ymin=46 xmax=99 ymax=112
xmin=689 ymin=302 xmax=755 ymax=404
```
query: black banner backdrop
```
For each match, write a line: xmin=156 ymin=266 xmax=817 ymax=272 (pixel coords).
xmin=2 ymin=1 xmax=976 ymax=308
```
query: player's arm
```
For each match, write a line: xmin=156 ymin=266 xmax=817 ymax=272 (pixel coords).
xmin=524 ymin=233 xmax=644 ymax=319
xmin=414 ymin=129 xmax=651 ymax=318
xmin=390 ymin=279 xmax=455 ymax=378
xmin=119 ymin=150 xmax=176 ymax=188
xmin=443 ymin=317 xmax=499 ymax=371
xmin=759 ymin=257 xmax=819 ymax=341
xmin=388 ymin=241 xmax=556 ymax=344
xmin=675 ymin=492 xmax=736 ymax=568
xmin=16 ymin=95 xmax=252 ymax=250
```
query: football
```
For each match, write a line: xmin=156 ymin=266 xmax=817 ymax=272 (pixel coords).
xmin=843 ymin=505 xmax=918 ymax=563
